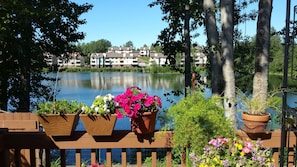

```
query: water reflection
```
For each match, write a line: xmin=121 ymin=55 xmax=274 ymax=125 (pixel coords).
xmin=55 ymin=72 xmax=185 ymax=91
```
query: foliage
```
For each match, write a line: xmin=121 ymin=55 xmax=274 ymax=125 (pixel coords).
xmin=234 ymin=38 xmax=255 ymax=93
xmin=237 ymin=89 xmax=282 ymax=115
xmin=123 ymin=41 xmax=134 ymax=47
xmin=81 ymin=94 xmax=119 ymax=116
xmin=166 ymin=89 xmax=234 ymax=155
xmin=114 ymin=86 xmax=162 ymax=118
xmin=77 ymin=39 xmax=112 ymax=56
xmin=50 ymin=157 xmax=61 ymax=167
xmin=34 ymin=99 xmax=84 ymax=115
xmin=189 ymin=137 xmax=275 ymax=167
xmin=0 ymin=1 xmax=92 ymax=111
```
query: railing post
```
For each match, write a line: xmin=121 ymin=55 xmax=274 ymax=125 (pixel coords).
xmin=106 ymin=148 xmax=112 ymax=167
xmin=60 ymin=149 xmax=66 ymax=167
xmin=75 ymin=149 xmax=81 ymax=167
xmin=121 ymin=148 xmax=127 ymax=167
xmin=0 ymin=128 xmax=8 ymax=167
xmin=136 ymin=148 xmax=142 ymax=167
xmin=91 ymin=149 xmax=96 ymax=164
xmin=151 ymin=148 xmax=157 ymax=167
xmin=166 ymin=148 xmax=172 ymax=167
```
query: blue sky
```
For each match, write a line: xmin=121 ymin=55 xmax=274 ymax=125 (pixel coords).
xmin=73 ymin=0 xmax=295 ymax=49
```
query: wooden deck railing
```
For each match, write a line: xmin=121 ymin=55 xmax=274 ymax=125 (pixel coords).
xmin=0 ymin=129 xmax=173 ymax=167
xmin=0 ymin=113 xmax=296 ymax=167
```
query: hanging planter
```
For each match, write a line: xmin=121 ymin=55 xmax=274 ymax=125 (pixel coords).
xmin=80 ymin=114 xmax=117 ymax=136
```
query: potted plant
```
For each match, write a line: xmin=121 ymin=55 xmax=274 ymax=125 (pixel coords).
xmin=34 ymin=99 xmax=84 ymax=136
xmin=237 ymin=89 xmax=282 ymax=133
xmin=114 ymin=86 xmax=162 ymax=134
xmin=189 ymin=137 xmax=275 ymax=166
xmin=80 ymin=94 xmax=119 ymax=136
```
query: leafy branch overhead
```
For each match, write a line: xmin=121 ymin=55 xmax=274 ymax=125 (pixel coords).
xmin=0 ymin=1 xmax=93 ymax=111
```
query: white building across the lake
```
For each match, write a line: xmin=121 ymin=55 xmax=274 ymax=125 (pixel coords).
xmin=44 ymin=46 xmax=207 ymax=68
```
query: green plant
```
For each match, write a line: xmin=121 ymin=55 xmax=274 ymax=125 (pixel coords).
xmin=81 ymin=94 xmax=119 ymax=116
xmin=50 ymin=157 xmax=61 ymax=167
xmin=189 ymin=137 xmax=275 ymax=167
xmin=166 ymin=89 xmax=234 ymax=156
xmin=237 ymin=89 xmax=282 ymax=115
xmin=34 ymin=99 xmax=84 ymax=115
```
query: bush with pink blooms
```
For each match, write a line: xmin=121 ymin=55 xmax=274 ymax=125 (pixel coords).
xmin=114 ymin=86 xmax=162 ymax=118
xmin=189 ymin=137 xmax=275 ymax=167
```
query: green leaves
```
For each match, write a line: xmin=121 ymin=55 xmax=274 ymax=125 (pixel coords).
xmin=167 ymin=90 xmax=234 ymax=155
xmin=35 ymin=99 xmax=84 ymax=115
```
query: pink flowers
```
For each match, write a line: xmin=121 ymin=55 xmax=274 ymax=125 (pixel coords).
xmin=114 ymin=86 xmax=162 ymax=119
xmin=190 ymin=137 xmax=275 ymax=167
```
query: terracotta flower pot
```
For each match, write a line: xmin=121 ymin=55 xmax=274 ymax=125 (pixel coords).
xmin=80 ymin=114 xmax=117 ymax=136
xmin=241 ymin=112 xmax=270 ymax=133
xmin=131 ymin=111 xmax=157 ymax=135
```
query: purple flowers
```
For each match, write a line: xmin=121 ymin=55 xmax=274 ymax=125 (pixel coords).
xmin=114 ymin=86 xmax=162 ymax=119
xmin=190 ymin=137 xmax=275 ymax=167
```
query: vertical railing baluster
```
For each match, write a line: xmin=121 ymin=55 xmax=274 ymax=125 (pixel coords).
xmin=151 ymin=148 xmax=157 ymax=167
xmin=106 ymin=148 xmax=112 ymax=167
xmin=166 ymin=148 xmax=172 ymax=167
xmin=60 ymin=149 xmax=66 ymax=167
xmin=121 ymin=148 xmax=127 ymax=167
xmin=76 ymin=149 xmax=81 ymax=167
xmin=136 ymin=148 xmax=142 ymax=167
xmin=30 ymin=149 xmax=36 ymax=166
xmin=91 ymin=149 xmax=96 ymax=164
xmin=15 ymin=149 xmax=20 ymax=167
xmin=45 ymin=149 xmax=50 ymax=167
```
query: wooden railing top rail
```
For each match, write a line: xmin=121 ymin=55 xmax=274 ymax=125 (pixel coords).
xmin=0 ymin=130 xmax=173 ymax=150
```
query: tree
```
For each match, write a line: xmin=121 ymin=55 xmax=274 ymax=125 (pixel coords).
xmin=234 ymin=37 xmax=255 ymax=93
xmin=123 ymin=41 xmax=134 ymax=48
xmin=0 ymin=0 xmax=93 ymax=111
xmin=221 ymin=0 xmax=236 ymax=127
xmin=252 ymin=0 xmax=272 ymax=108
xmin=77 ymin=39 xmax=112 ymax=55
xmin=203 ymin=0 xmax=224 ymax=96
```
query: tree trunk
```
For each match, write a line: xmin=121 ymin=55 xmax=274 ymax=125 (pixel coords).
xmin=253 ymin=0 xmax=272 ymax=104
xmin=18 ymin=16 xmax=32 ymax=112
xmin=203 ymin=0 xmax=224 ymax=96
xmin=221 ymin=0 xmax=236 ymax=128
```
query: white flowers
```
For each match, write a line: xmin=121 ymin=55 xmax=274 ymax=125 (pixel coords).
xmin=82 ymin=94 xmax=117 ymax=115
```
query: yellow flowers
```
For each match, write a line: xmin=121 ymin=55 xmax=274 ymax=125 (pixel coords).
xmin=190 ymin=137 xmax=275 ymax=167
xmin=235 ymin=143 xmax=243 ymax=150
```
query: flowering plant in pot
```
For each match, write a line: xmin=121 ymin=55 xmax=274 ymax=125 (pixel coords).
xmin=34 ymin=99 xmax=85 ymax=136
xmin=114 ymin=86 xmax=162 ymax=134
xmin=80 ymin=94 xmax=120 ymax=136
xmin=189 ymin=137 xmax=275 ymax=167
